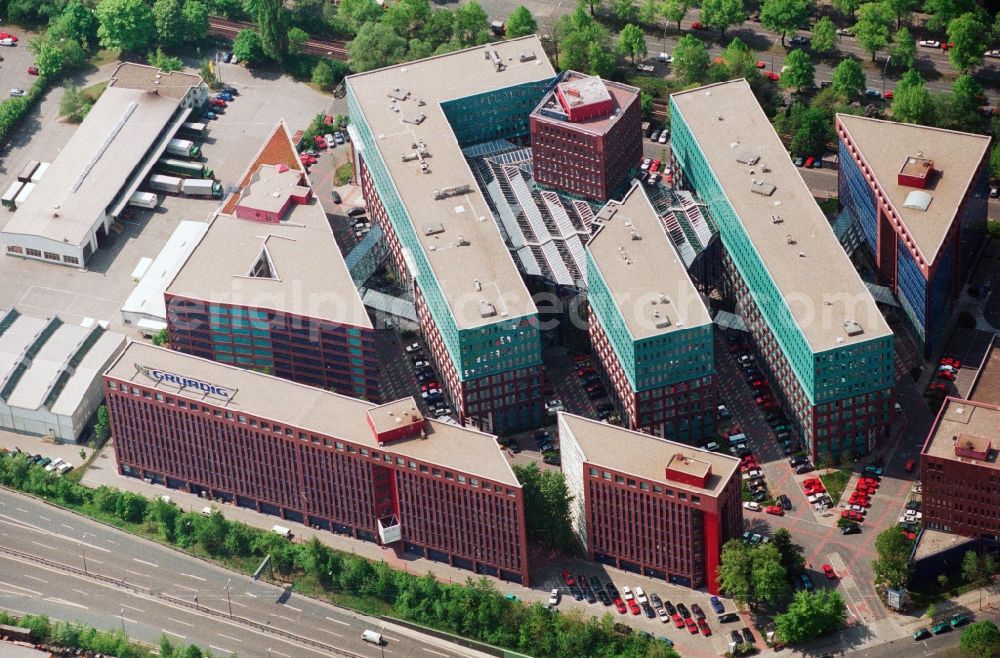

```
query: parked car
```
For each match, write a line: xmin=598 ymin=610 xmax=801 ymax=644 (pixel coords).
xmin=27 ymin=65 xmax=38 ymax=75
xmin=842 ymin=524 xmax=862 ymax=535
xmin=919 ymin=40 xmax=941 ymax=48
xmin=209 ymin=98 xmax=227 ymax=108
xmin=913 ymin=628 xmax=932 ymax=640
xmin=9 ymin=88 xmax=25 ymax=97
xmin=709 ymin=595 xmax=724 ymax=614
xmin=548 ymin=589 xmax=561 ymax=606
xmin=741 ymin=627 xmax=755 ymax=644
xmin=822 ymin=564 xmax=837 ymax=579
xmin=718 ymin=612 xmax=739 ymax=623
xmin=789 ymin=35 xmax=808 ymax=45
xmin=0 ymin=38 xmax=16 ymax=47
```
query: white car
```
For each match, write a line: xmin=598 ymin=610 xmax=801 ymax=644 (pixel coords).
xmin=9 ymin=88 xmax=25 ymax=97
xmin=987 ymin=49 xmax=1000 ymax=59
xmin=634 ymin=586 xmax=648 ymax=604
xmin=635 ymin=63 xmax=655 ymax=73
xmin=836 ymin=27 xmax=853 ymax=36
xmin=324 ymin=133 xmax=335 ymax=148
xmin=405 ymin=342 xmax=421 ymax=353
xmin=45 ymin=458 xmax=64 ymax=472
xmin=848 ymin=504 xmax=867 ymax=514
xmin=548 ymin=588 xmax=561 ymax=606
xmin=0 ymin=38 xmax=15 ymax=47
xmin=744 ymin=468 xmax=762 ymax=478
xmin=919 ymin=40 xmax=941 ymax=48
xmin=743 ymin=501 xmax=761 ymax=512
xmin=658 ymin=131 xmax=668 ymax=144
xmin=658 ymin=607 xmax=670 ymax=622
xmin=413 ymin=359 xmax=430 ymax=369
xmin=640 ymin=157 xmax=652 ymax=171
xmin=545 ymin=399 xmax=565 ymax=414
xmin=622 ymin=585 xmax=634 ymax=600
xmin=657 ymin=52 xmax=673 ymax=63
xmin=57 ymin=462 xmax=74 ymax=474
xmin=807 ymin=493 xmax=827 ymax=504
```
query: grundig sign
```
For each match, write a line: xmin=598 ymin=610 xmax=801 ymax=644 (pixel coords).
xmin=135 ymin=363 xmax=233 ymax=400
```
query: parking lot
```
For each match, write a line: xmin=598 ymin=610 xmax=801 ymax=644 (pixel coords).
xmin=0 ymin=28 xmax=42 ymax=109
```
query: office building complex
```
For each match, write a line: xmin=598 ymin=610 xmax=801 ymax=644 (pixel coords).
xmin=586 ymin=183 xmax=715 ymax=442
xmin=558 ymin=413 xmax=741 ymax=593
xmin=836 ymin=115 xmax=991 ymax=356
xmin=530 ymin=71 xmax=642 ymax=201
xmin=346 ymin=38 xmax=558 ymax=432
xmin=165 ymin=123 xmax=379 ymax=400
xmin=105 ymin=342 xmax=529 ymax=584
xmin=2 ymin=64 xmax=207 ymax=267
xmin=921 ymin=397 xmax=1000 ymax=543
xmin=670 ymin=80 xmax=895 ymax=462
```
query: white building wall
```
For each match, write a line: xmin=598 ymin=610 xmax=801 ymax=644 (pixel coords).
xmin=557 ymin=413 xmax=589 ymax=551
xmin=3 ymin=233 xmax=87 ymax=268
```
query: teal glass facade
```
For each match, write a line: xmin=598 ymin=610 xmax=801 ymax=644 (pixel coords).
xmin=442 ymin=80 xmax=555 ymax=147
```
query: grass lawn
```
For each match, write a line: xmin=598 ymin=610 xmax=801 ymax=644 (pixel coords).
xmin=81 ymin=80 xmax=108 ymax=101
xmin=334 ymin=162 xmax=354 ymax=186
xmin=820 ymin=468 xmax=852 ymax=505
xmin=89 ymin=49 xmax=120 ymax=68
xmin=817 ymin=197 xmax=839 ymax=218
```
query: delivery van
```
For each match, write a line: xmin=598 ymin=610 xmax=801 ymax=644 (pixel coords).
xmin=361 ymin=629 xmax=383 ymax=645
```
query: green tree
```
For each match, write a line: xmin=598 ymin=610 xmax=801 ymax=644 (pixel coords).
xmin=792 ymin=107 xmax=831 ymax=156
xmin=587 ymin=40 xmax=616 ymax=77
xmin=253 ymin=0 xmax=289 ymax=61
xmin=288 ymin=26 xmax=309 ymax=54
xmin=420 ymin=9 xmax=456 ymax=47
xmin=891 ymin=68 xmax=934 ymax=124
xmin=151 ymin=328 xmax=169 ymax=347
xmin=337 ymin=0 xmax=383 ymax=33
xmin=115 ymin=491 xmax=148 ymax=523
xmin=349 ymin=22 xmax=408 ymax=71
xmin=659 ymin=0 xmax=688 ymax=32
xmin=832 ymin=0 xmax=861 ymax=19
xmin=947 ymin=12 xmax=988 ymax=74
xmin=771 ymin=528 xmax=805 ymax=575
xmin=720 ymin=36 xmax=759 ymax=79
xmin=832 ymin=58 xmax=866 ymax=97
xmin=153 ymin=0 xmax=186 ymax=47
xmin=884 ymin=0 xmax=918 ymax=29
xmin=855 ymin=1 xmax=891 ymax=61
xmin=774 ymin=590 xmax=848 ymax=643
xmin=232 ymin=28 xmax=265 ymax=64
xmin=924 ymin=0 xmax=974 ymax=32
xmin=781 ymin=48 xmax=815 ymax=90
xmin=383 ymin=0 xmax=432 ymax=40
xmin=195 ymin=510 xmax=228 ymax=554
xmin=453 ymin=2 xmax=491 ymax=46
xmin=717 ymin=539 xmax=753 ymax=603
xmin=750 ymin=543 xmax=790 ymax=607
xmin=617 ymin=23 xmax=647 ymax=63
xmin=96 ymin=0 xmax=156 ymax=52
xmin=960 ymin=620 xmax=1000 ymax=658
xmin=638 ymin=0 xmax=658 ymax=25
xmin=93 ymin=404 xmax=110 ymax=442
xmin=555 ymin=4 xmax=612 ymax=73
xmin=148 ymin=497 xmax=180 ymax=541
xmin=49 ymin=0 xmax=99 ymax=48
xmin=760 ymin=0 xmax=811 ymax=47
xmin=512 ymin=463 xmax=575 ymax=551
xmin=182 ymin=0 xmax=210 ymax=40
xmin=311 ymin=59 xmax=335 ymax=87
xmin=149 ymin=47 xmax=184 ymax=71
xmin=35 ymin=43 xmax=65 ymax=78
xmin=891 ymin=26 xmax=916 ymax=70
xmin=610 ymin=0 xmax=636 ymax=22
xmin=506 ymin=6 xmax=537 ymax=37
xmin=585 ymin=0 xmax=604 ymax=18
xmin=700 ymin=0 xmax=745 ymax=37
xmin=872 ymin=526 xmax=912 ymax=589
xmin=811 ymin=16 xmax=837 ymax=54
xmin=672 ymin=33 xmax=710 ymax=84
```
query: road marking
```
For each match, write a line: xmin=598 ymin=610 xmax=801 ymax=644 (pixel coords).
xmin=325 ymin=616 xmax=350 ymax=626
xmin=88 ymin=558 xmax=104 ymax=565
xmin=272 ymin=613 xmax=295 ymax=622
xmin=210 ymin=646 xmax=233 ymax=656
xmin=23 ymin=575 xmax=47 ymax=584
xmin=16 ymin=508 xmax=29 ymax=514
xmin=282 ymin=604 xmax=302 ymax=612
xmin=269 ymin=651 xmax=291 ymax=658
xmin=0 ymin=587 xmax=30 ymax=597
xmin=0 ymin=581 xmax=42 ymax=596
xmin=124 ymin=569 xmax=148 ymax=578
xmin=45 ymin=597 xmax=88 ymax=610
xmin=121 ymin=615 xmax=138 ymax=624
xmin=38 ymin=515 xmax=50 ymax=522
xmin=60 ymin=523 xmax=74 ymax=530
xmin=423 ymin=649 xmax=449 ymax=657
xmin=107 ymin=539 xmax=117 ymax=545
xmin=167 ymin=618 xmax=194 ymax=627
xmin=217 ymin=633 xmax=243 ymax=643
xmin=133 ymin=558 xmax=159 ymax=568
xmin=162 ymin=630 xmax=186 ymax=639
xmin=121 ymin=604 xmax=146 ymax=613
xmin=182 ymin=573 xmax=207 ymax=581
xmin=318 ymin=628 xmax=343 ymax=638
xmin=31 ymin=541 xmax=51 ymax=550
xmin=246 ymin=592 xmax=257 ymax=598
xmin=381 ymin=634 xmax=400 ymax=643
xmin=71 ymin=589 xmax=88 ymax=597
xmin=229 ymin=600 xmax=247 ymax=608
xmin=174 ymin=583 xmax=198 ymax=592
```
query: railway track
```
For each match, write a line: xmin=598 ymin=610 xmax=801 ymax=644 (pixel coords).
xmin=208 ymin=16 xmax=349 ymax=60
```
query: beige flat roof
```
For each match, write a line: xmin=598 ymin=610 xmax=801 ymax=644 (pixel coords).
xmin=106 ymin=342 xmax=519 ymax=486
xmin=837 ymin=114 xmax=991 ymax=264
xmin=109 ymin=62 xmax=202 ymax=101
xmin=367 ymin=397 xmax=423 ymax=434
xmin=970 ymin=337 xmax=1000 ymax=406
xmin=587 ymin=183 xmax=711 ymax=340
xmin=559 ymin=412 xmax=740 ymax=496
xmin=167 ymin=124 xmax=371 ymax=328
xmin=346 ymin=37 xmax=556 ymax=329
xmin=533 ymin=72 xmax=640 ymax=135
xmin=671 ymin=80 xmax=891 ymax=352
xmin=922 ymin=398 xmax=1000 ymax=470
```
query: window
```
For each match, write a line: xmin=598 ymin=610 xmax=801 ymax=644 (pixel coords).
xmin=26 ymin=248 xmax=41 ymax=257
xmin=44 ymin=252 xmax=60 ymax=261
xmin=63 ymin=255 xmax=79 ymax=265
xmin=5 ymin=245 xmax=22 ymax=254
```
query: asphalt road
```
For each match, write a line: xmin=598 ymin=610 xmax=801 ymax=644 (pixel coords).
xmin=0 ymin=487 xmax=481 ymax=658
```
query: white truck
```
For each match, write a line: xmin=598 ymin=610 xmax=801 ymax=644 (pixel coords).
xmin=128 ymin=191 xmax=159 ymax=209
xmin=149 ymin=174 xmax=183 ymax=194
xmin=181 ymin=178 xmax=223 ymax=198
xmin=2 ymin=180 xmax=23 ymax=209
xmin=166 ymin=138 xmax=202 ymax=159
xmin=14 ymin=182 xmax=35 ymax=207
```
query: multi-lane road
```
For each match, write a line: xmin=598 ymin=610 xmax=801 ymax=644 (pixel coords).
xmin=0 ymin=488 xmax=485 ymax=658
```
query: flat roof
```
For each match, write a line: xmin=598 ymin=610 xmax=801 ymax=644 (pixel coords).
xmin=105 ymin=342 xmax=519 ymax=486
xmin=912 ymin=527 xmax=976 ymax=562
xmin=49 ymin=330 xmax=124 ymax=416
xmin=970 ymin=336 xmax=1000 ymax=406
xmin=837 ymin=114 xmax=991 ymax=264
xmin=367 ymin=397 xmax=423 ymax=435
xmin=346 ymin=37 xmax=556 ymax=329
xmin=922 ymin=398 xmax=1000 ymax=470
xmin=587 ymin=183 xmax=711 ymax=340
xmin=671 ymin=80 xmax=891 ymax=352
xmin=237 ymin=165 xmax=310 ymax=214
xmin=121 ymin=221 xmax=209 ymax=323
xmin=166 ymin=124 xmax=371 ymax=329
xmin=533 ymin=72 xmax=640 ymax=135
xmin=558 ymin=412 xmax=740 ymax=496
xmin=109 ymin=62 xmax=202 ymax=101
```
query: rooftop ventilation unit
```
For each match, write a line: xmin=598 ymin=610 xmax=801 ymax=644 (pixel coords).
xmin=434 ymin=184 xmax=471 ymax=200
xmin=630 ymin=230 xmax=641 ymax=240
xmin=388 ymin=87 xmax=409 ymax=101
xmin=423 ymin=222 xmax=445 ymax=236
xmin=454 ymin=235 xmax=469 ymax=246
xmin=519 ymin=51 xmax=536 ymax=62
xmin=903 ymin=189 xmax=933 ymax=211
xmin=771 ymin=215 xmax=783 ymax=224
xmin=750 ymin=179 xmax=776 ymax=196
xmin=479 ymin=301 xmax=497 ymax=318
xmin=403 ymin=113 xmax=426 ymax=125
xmin=843 ymin=320 xmax=864 ymax=336
xmin=736 ymin=151 xmax=760 ymax=166
xmin=652 ymin=310 xmax=671 ymax=328
xmin=485 ymin=48 xmax=505 ymax=72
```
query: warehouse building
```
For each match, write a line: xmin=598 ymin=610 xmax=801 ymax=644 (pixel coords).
xmin=104 ymin=342 xmax=530 ymax=584
xmin=835 ymin=115 xmax=991 ymax=356
xmin=346 ymin=38 xmax=558 ymax=432
xmin=165 ymin=123 xmax=379 ymax=400
xmin=586 ymin=182 xmax=715 ymax=442
xmin=2 ymin=63 xmax=207 ymax=267
xmin=670 ymin=80 xmax=895 ymax=462
xmin=558 ymin=412 xmax=742 ymax=593
xmin=0 ymin=308 xmax=125 ymax=441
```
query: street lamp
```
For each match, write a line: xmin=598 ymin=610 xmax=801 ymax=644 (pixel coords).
xmin=771 ymin=35 xmax=781 ymax=74
xmin=225 ymin=578 xmax=233 ymax=617
xmin=882 ymin=55 xmax=892 ymax=98
xmin=193 ymin=594 xmax=199 ymax=610
xmin=80 ymin=541 xmax=87 ymax=575
xmin=119 ymin=608 xmax=126 ymax=635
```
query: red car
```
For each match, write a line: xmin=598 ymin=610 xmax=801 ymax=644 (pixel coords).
xmin=560 ymin=570 xmax=575 ymax=587
xmin=314 ymin=135 xmax=328 ymax=149
xmin=841 ymin=510 xmax=864 ymax=522
xmin=323 ymin=114 xmax=334 ymax=126
xmin=0 ymin=33 xmax=18 ymax=42
xmin=861 ymin=477 xmax=879 ymax=488
xmin=209 ymin=98 xmax=227 ymax=108
xmin=751 ymin=380 xmax=766 ymax=388
xmin=765 ymin=505 xmax=784 ymax=516
xmin=300 ymin=154 xmax=317 ymax=166
xmin=650 ymin=159 xmax=661 ymax=173
xmin=755 ymin=60 xmax=767 ymax=68
xmin=686 ymin=617 xmax=699 ymax=634
xmin=941 ymin=357 xmax=961 ymax=368
xmin=673 ymin=613 xmax=685 ymax=628
xmin=576 ymin=367 xmax=596 ymax=377
xmin=937 ymin=370 xmax=957 ymax=381
xmin=929 ymin=382 xmax=950 ymax=393
xmin=764 ymin=71 xmax=779 ymax=81
xmin=904 ymin=458 xmax=916 ymax=472
xmin=822 ymin=564 xmax=837 ymax=579
xmin=628 ymin=599 xmax=641 ymax=615
xmin=614 ymin=597 xmax=627 ymax=614
xmin=803 ymin=478 xmax=821 ymax=486
xmin=691 ymin=21 xmax=705 ymax=29
xmin=698 ymin=618 xmax=712 ymax=636
xmin=572 ymin=355 xmax=590 ymax=365
xmin=27 ymin=65 xmax=38 ymax=76
xmin=884 ymin=90 xmax=894 ymax=100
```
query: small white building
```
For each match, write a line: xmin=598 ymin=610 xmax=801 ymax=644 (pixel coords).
xmin=0 ymin=308 xmax=125 ymax=441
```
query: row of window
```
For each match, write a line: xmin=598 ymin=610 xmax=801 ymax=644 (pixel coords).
xmin=6 ymin=245 xmax=80 ymax=264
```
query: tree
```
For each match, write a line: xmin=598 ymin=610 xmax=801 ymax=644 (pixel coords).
xmin=92 ymin=404 xmax=110 ymax=442
xmin=638 ymin=0 xmax=658 ymax=25
xmin=781 ymin=48 xmax=815 ymax=91
xmin=35 ymin=43 xmax=65 ymax=78
xmin=947 ymin=13 xmax=988 ymax=74
xmin=891 ymin=26 xmax=916 ymax=70
xmin=872 ymin=526 xmax=912 ymax=589
xmin=720 ymin=37 xmax=759 ymax=80
xmin=348 ymin=22 xmax=408 ymax=71
xmin=49 ymin=1 xmax=99 ymax=48
xmin=195 ymin=510 xmax=228 ymax=554
xmin=884 ymin=0 xmax=918 ymax=29
xmin=717 ymin=539 xmax=753 ymax=604
xmin=617 ymin=23 xmax=647 ymax=63
xmin=337 ymin=0 xmax=384 ymax=33
xmin=960 ymin=620 xmax=1000 ymax=658
xmin=924 ymin=0 xmax=974 ymax=32
xmin=659 ymin=0 xmax=688 ymax=32
xmin=383 ymin=0 xmax=432 ymax=40
xmin=182 ymin=0 xmax=210 ymax=40
xmin=700 ymin=0 xmax=745 ymax=38
xmin=95 ymin=0 xmax=156 ymax=52
xmin=288 ymin=27 xmax=309 ymax=55
xmin=792 ymin=107 xmax=831 ymax=156
xmin=750 ymin=543 xmax=790 ymax=606
xmin=512 ymin=463 xmax=576 ymax=551
xmin=232 ymin=29 xmax=265 ymax=65
xmin=253 ymin=0 xmax=289 ymax=61
xmin=506 ymin=6 xmax=537 ymax=37
xmin=832 ymin=58 xmax=866 ymax=98
xmin=610 ymin=0 xmax=636 ymax=22
xmin=115 ymin=491 xmax=148 ymax=523
xmin=312 ymin=59 xmax=335 ymax=87
xmin=453 ymin=2 xmax=490 ymax=47
xmin=555 ymin=5 xmax=612 ymax=73
xmin=892 ymin=68 xmax=934 ymax=124
xmin=585 ymin=0 xmax=604 ymax=18
xmin=855 ymin=1 xmax=892 ymax=61
xmin=811 ymin=16 xmax=837 ymax=54
xmin=149 ymin=47 xmax=184 ymax=71
xmin=672 ymin=33 xmax=710 ymax=84
xmin=771 ymin=528 xmax=805 ymax=575
xmin=775 ymin=590 xmax=848 ymax=644
xmin=760 ymin=0 xmax=810 ymax=47
xmin=153 ymin=0 xmax=186 ymax=48
xmin=587 ymin=40 xmax=616 ymax=77
xmin=832 ymin=0 xmax=861 ymax=19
